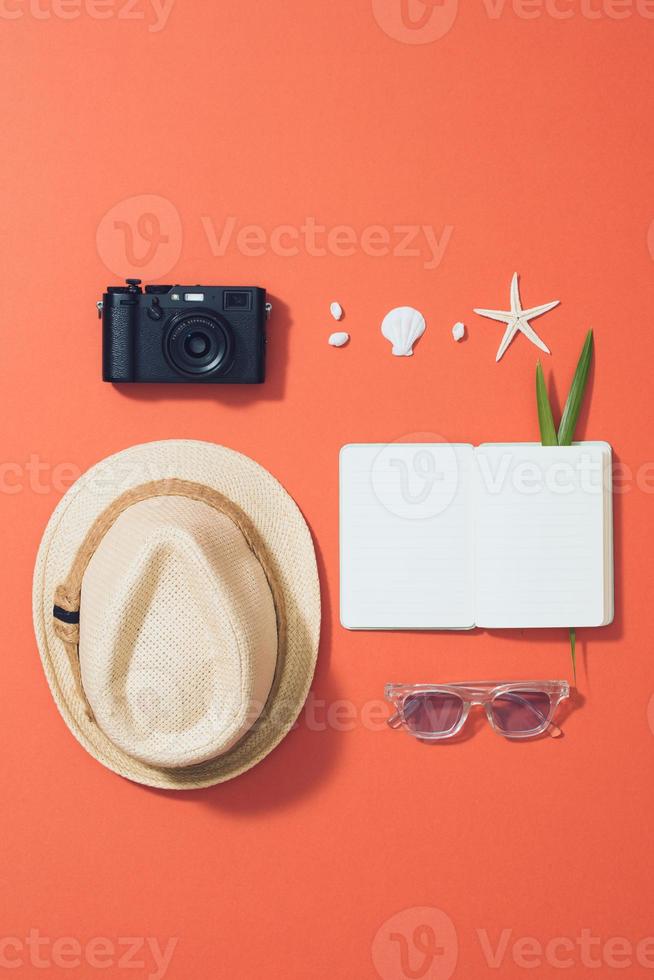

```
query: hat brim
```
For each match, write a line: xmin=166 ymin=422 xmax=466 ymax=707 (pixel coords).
xmin=33 ymin=440 xmax=321 ymax=790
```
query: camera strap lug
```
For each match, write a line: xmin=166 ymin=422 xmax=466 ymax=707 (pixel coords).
xmin=96 ymin=301 xmax=103 ymax=319
xmin=265 ymin=302 xmax=272 ymax=320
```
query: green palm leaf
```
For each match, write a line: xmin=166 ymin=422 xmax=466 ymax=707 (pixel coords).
xmin=558 ymin=330 xmax=594 ymax=446
xmin=569 ymin=628 xmax=576 ymax=685
xmin=536 ymin=362 xmax=558 ymax=446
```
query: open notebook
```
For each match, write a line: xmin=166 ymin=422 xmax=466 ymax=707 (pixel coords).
xmin=340 ymin=442 xmax=613 ymax=630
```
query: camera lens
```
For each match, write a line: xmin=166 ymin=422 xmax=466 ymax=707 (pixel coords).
xmin=166 ymin=314 xmax=233 ymax=377
xmin=184 ymin=332 xmax=210 ymax=358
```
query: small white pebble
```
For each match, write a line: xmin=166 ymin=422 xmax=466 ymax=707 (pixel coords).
xmin=329 ymin=332 xmax=349 ymax=348
xmin=330 ymin=302 xmax=344 ymax=321
xmin=452 ymin=321 xmax=466 ymax=342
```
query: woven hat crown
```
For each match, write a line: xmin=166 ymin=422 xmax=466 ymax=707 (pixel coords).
xmin=74 ymin=494 xmax=279 ymax=768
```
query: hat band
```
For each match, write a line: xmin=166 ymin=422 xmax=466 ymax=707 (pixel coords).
xmin=53 ymin=606 xmax=80 ymax=625
xmin=52 ymin=478 xmax=287 ymax=723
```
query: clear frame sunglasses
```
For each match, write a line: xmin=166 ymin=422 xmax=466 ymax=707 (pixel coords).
xmin=385 ymin=681 xmax=570 ymax=741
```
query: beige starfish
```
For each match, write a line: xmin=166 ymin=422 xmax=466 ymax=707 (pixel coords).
xmin=474 ymin=273 xmax=560 ymax=362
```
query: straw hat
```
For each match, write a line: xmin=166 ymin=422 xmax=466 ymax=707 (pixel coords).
xmin=32 ymin=440 xmax=321 ymax=789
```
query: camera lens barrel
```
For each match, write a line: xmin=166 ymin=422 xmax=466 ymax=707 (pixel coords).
xmin=165 ymin=313 xmax=233 ymax=377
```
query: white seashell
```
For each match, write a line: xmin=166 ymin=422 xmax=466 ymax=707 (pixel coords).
xmin=328 ymin=332 xmax=349 ymax=348
xmin=330 ymin=302 xmax=344 ymax=321
xmin=381 ymin=306 xmax=426 ymax=357
xmin=452 ymin=321 xmax=465 ymax=342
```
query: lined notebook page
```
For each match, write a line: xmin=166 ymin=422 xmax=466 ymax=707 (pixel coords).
xmin=473 ymin=444 xmax=609 ymax=628
xmin=340 ymin=444 xmax=475 ymax=629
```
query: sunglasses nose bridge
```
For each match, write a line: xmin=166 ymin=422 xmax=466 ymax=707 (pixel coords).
xmin=464 ymin=692 xmax=487 ymax=708
xmin=463 ymin=698 xmax=490 ymax=727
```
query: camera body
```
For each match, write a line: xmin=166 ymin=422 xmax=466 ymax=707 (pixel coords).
xmin=100 ymin=280 xmax=268 ymax=384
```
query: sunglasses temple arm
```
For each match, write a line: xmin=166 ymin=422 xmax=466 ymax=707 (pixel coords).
xmin=387 ymin=710 xmax=403 ymax=730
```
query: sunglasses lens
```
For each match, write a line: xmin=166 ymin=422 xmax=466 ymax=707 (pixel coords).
xmin=403 ymin=692 xmax=464 ymax=736
xmin=491 ymin=690 xmax=552 ymax=735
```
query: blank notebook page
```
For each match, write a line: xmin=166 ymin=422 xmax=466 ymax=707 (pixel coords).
xmin=340 ymin=444 xmax=475 ymax=629
xmin=473 ymin=443 xmax=609 ymax=628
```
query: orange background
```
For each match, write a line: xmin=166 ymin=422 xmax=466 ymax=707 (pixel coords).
xmin=2 ymin=1 xmax=654 ymax=978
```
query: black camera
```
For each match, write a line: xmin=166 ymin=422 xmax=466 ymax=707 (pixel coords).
xmin=99 ymin=279 xmax=269 ymax=383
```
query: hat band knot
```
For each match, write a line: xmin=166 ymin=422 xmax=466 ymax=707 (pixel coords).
xmin=53 ymin=586 xmax=81 ymax=644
